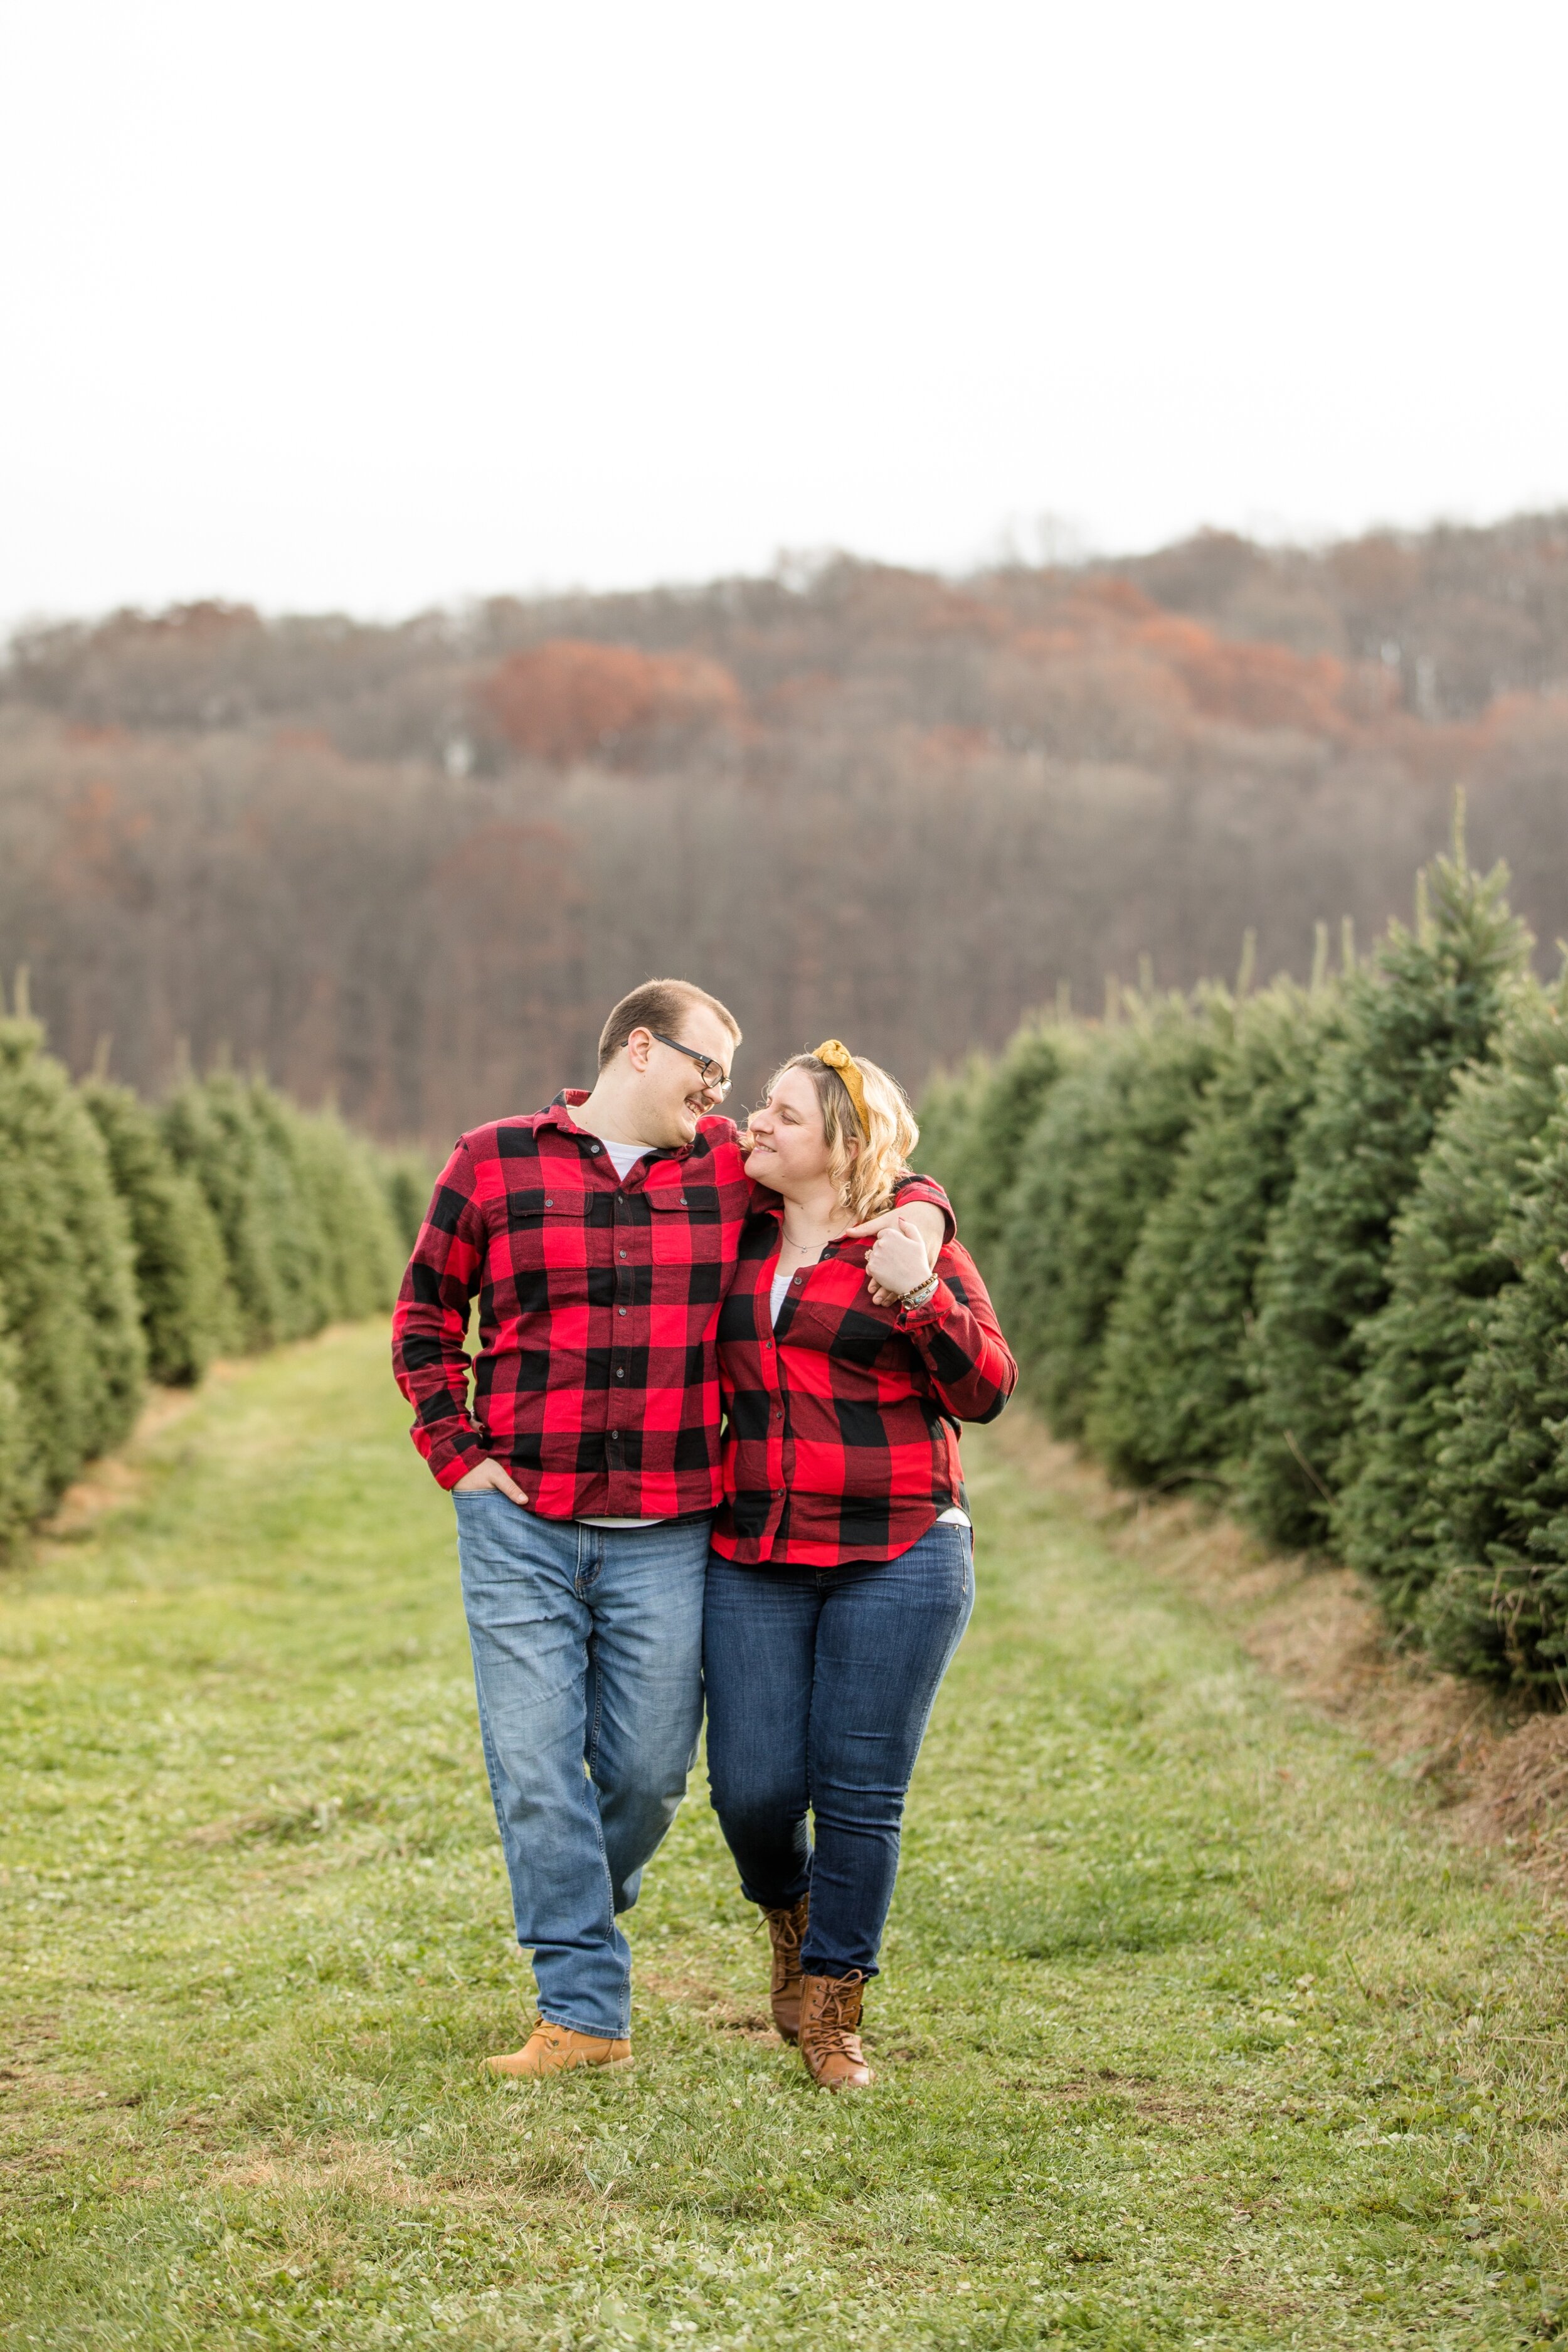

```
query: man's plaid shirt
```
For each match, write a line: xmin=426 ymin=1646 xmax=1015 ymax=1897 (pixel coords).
xmin=710 ymin=1202 xmax=1016 ymax=1568
xmin=391 ymin=1093 xmax=954 ymax=1521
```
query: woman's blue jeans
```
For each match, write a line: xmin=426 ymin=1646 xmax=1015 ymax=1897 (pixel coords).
xmin=703 ymin=1520 xmax=973 ymax=1979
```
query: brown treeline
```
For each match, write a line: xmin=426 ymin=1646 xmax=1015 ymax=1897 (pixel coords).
xmin=3 ymin=514 xmax=1567 ymax=1141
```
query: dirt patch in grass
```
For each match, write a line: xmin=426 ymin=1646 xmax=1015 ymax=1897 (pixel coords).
xmin=211 ymin=2143 xmax=445 ymax=2198
xmin=993 ymin=1410 xmax=1568 ymax=1900
xmin=1455 ymin=1711 xmax=1568 ymax=1897
xmin=639 ymin=1967 xmax=777 ymax=2041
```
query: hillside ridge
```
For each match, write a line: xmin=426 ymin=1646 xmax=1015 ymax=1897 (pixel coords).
xmin=3 ymin=510 xmax=1565 ymax=1138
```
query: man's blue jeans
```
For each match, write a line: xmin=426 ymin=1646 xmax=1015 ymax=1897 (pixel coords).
xmin=454 ymin=1497 xmax=708 ymax=2040
xmin=703 ymin=1521 xmax=973 ymax=1979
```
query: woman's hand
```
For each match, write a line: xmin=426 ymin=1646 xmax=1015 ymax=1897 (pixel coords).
xmin=862 ymin=1211 xmax=934 ymax=1304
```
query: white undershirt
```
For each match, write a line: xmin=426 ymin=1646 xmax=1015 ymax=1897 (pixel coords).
xmin=578 ymin=1129 xmax=662 ymax=1528
xmin=593 ymin=1134 xmax=653 ymax=1182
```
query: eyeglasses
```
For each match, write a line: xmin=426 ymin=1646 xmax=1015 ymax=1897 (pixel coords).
xmin=650 ymin=1031 xmax=731 ymax=1100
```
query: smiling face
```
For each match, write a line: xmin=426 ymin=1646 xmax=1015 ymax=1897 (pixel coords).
xmin=743 ymin=1065 xmax=855 ymax=1201
xmin=628 ymin=1004 xmax=738 ymax=1148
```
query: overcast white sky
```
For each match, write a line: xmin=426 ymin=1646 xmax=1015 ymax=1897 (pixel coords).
xmin=3 ymin=0 xmax=1564 ymax=624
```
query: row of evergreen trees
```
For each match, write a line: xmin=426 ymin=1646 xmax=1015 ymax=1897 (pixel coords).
xmin=918 ymin=816 xmax=1568 ymax=1698
xmin=0 ymin=993 xmax=428 ymax=1546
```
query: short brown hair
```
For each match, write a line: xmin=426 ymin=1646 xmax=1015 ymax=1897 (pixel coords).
xmin=596 ymin=979 xmax=741 ymax=1070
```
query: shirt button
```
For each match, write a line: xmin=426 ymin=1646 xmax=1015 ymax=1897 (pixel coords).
xmin=617 ymin=1306 xmax=627 ymax=1316
xmin=618 ymin=1249 xmax=628 ymax=1260
xmin=615 ymin=1368 xmax=625 ymax=1380
xmin=590 ymin=1144 xmax=601 ymax=1154
xmin=544 ymin=1196 xmax=553 ymax=1206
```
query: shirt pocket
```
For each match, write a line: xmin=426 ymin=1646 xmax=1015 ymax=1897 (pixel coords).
xmin=787 ymin=1289 xmax=898 ymax=1368
xmin=499 ymin=1188 xmax=593 ymax=1312
xmin=647 ymin=1188 xmax=723 ymax=1265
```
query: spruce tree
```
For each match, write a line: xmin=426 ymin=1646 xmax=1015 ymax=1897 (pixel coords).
xmin=999 ymin=992 xmax=1222 ymax=1438
xmin=1419 ymin=1087 xmax=1568 ymax=1690
xmin=0 ymin=1299 xmax=29 ymax=1550
xmin=1338 ymin=972 xmax=1568 ymax=1619
xmin=911 ymin=1056 xmax=991 ymax=1240
xmin=243 ymin=1081 xmax=341 ymax=1338
xmin=283 ymin=1104 xmax=405 ymax=1324
xmin=962 ymin=1022 xmax=1081 ymax=1275
xmin=161 ymin=1070 xmax=305 ymax=1349
xmin=1088 ymin=977 xmax=1333 ymax=1490
xmin=1242 ymin=839 xmax=1530 ymax=1551
xmin=0 ymin=1013 xmax=146 ymax=1513
xmin=916 ymin=1025 xmax=1080 ymax=1289
xmin=80 ymin=1078 xmax=235 ymax=1385
xmin=380 ymin=1149 xmax=437 ymax=1253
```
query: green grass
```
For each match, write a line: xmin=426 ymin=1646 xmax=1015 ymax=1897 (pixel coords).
xmin=3 ymin=1324 xmax=1567 ymax=2349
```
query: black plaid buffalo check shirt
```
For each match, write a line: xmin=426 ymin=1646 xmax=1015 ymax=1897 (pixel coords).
xmin=391 ymin=1092 xmax=955 ymax=1521
xmin=711 ymin=1200 xmax=1017 ymax=1568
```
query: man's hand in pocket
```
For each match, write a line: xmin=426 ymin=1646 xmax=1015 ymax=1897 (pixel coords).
xmin=453 ymin=1459 xmax=529 ymax=1506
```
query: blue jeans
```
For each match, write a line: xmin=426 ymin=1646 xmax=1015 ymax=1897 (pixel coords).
xmin=454 ymin=1498 xmax=708 ymax=2040
xmin=703 ymin=1521 xmax=973 ymax=1979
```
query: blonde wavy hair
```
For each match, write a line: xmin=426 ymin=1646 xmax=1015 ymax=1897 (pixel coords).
xmin=765 ymin=1049 xmax=920 ymax=1224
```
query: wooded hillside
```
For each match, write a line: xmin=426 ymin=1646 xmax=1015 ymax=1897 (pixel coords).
xmin=4 ymin=513 xmax=1565 ymax=1137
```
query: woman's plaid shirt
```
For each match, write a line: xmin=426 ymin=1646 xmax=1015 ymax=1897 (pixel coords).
xmin=390 ymin=1094 xmax=954 ymax=1521
xmin=710 ymin=1203 xmax=1017 ymax=1568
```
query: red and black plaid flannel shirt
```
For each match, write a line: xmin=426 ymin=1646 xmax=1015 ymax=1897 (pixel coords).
xmin=710 ymin=1201 xmax=1017 ymax=1568
xmin=390 ymin=1093 xmax=954 ymax=1521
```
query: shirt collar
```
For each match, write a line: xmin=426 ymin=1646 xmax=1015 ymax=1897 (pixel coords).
xmin=545 ymin=1089 xmax=685 ymax=1161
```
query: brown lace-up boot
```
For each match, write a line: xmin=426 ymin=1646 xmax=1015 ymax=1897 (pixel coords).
xmin=761 ymin=1895 xmax=810 ymax=2041
xmin=798 ymin=1971 xmax=873 ymax=2090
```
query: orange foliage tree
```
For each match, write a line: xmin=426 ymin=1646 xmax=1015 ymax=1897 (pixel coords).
xmin=479 ymin=639 xmax=743 ymax=764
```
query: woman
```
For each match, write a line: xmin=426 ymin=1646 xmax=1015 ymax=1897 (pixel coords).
xmin=706 ymin=1041 xmax=1017 ymax=2090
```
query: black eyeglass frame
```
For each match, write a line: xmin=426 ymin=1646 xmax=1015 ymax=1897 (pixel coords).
xmin=649 ymin=1030 xmax=732 ymax=1098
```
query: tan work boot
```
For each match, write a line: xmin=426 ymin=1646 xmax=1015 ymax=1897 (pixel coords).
xmin=485 ymin=2021 xmax=632 ymax=2078
xmin=798 ymin=1971 xmax=873 ymax=2090
xmin=761 ymin=1895 xmax=810 ymax=2041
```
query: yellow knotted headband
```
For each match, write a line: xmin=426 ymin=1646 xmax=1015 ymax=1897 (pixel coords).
xmin=812 ymin=1039 xmax=869 ymax=1136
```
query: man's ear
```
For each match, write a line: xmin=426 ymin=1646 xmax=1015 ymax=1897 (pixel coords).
xmin=626 ymin=1026 xmax=654 ymax=1074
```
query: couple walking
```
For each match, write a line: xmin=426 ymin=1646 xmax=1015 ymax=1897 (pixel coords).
xmin=392 ymin=979 xmax=1015 ymax=2090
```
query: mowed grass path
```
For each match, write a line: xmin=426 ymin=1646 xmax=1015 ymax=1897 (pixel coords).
xmin=3 ymin=1326 xmax=1568 ymax=2350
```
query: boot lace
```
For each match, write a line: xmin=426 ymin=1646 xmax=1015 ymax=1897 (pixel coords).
xmin=811 ymin=1973 xmax=866 ymax=2060
xmin=764 ymin=1902 xmax=806 ymax=1995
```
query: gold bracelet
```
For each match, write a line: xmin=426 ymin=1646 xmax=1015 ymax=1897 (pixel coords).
xmin=898 ymin=1273 xmax=939 ymax=1310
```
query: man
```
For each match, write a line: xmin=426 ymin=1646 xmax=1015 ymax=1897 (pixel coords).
xmin=392 ymin=979 xmax=951 ymax=2077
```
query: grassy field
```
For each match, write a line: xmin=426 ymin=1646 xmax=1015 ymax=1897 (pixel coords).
xmin=3 ymin=1323 xmax=1567 ymax=2350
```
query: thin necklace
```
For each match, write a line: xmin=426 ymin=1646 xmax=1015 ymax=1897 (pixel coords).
xmin=780 ymin=1215 xmax=845 ymax=1253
